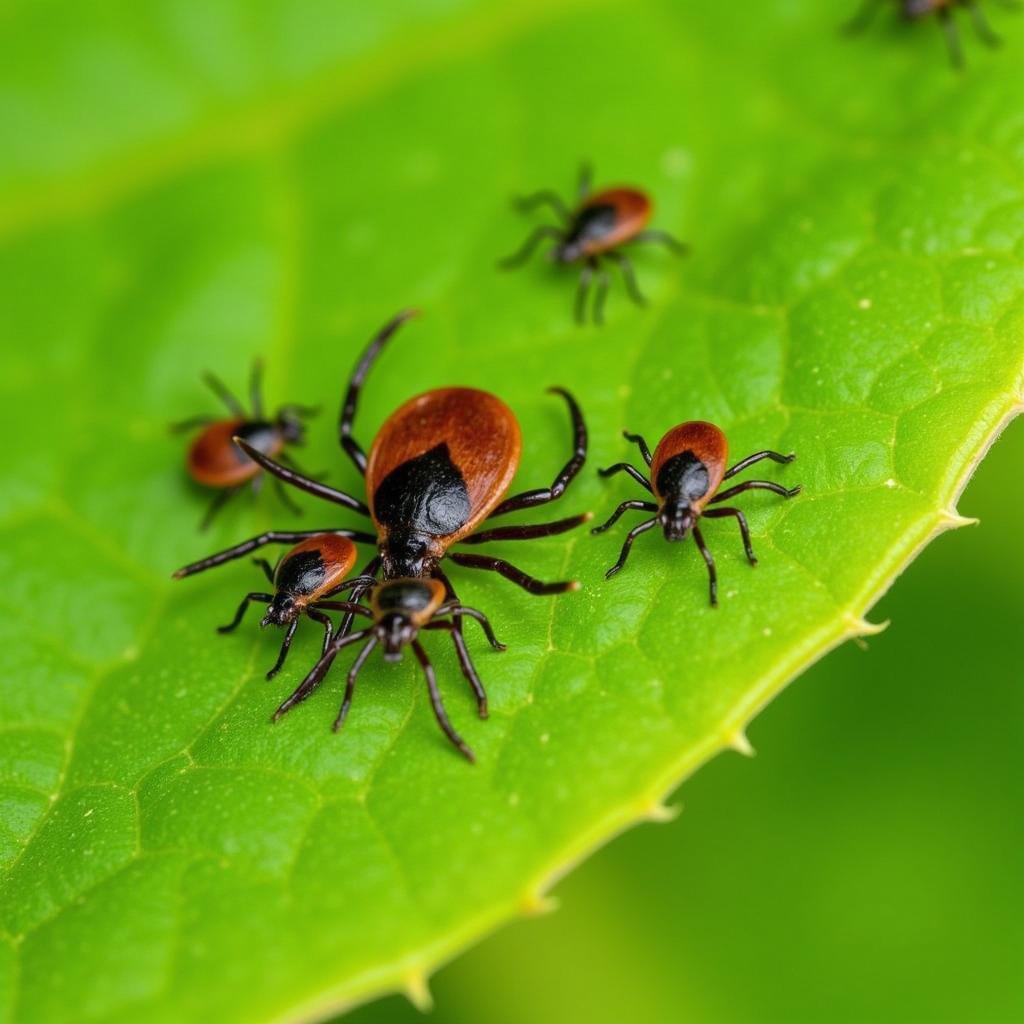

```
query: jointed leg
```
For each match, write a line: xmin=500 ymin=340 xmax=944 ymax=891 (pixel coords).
xmin=606 ymin=250 xmax=647 ymax=307
xmin=488 ymin=387 xmax=587 ymax=516
xmin=336 ymin=555 xmax=381 ymax=640
xmin=632 ymin=229 xmax=688 ymax=255
xmin=723 ymin=449 xmax=795 ymax=480
xmin=450 ymin=552 xmax=577 ymax=595
xmin=432 ymin=605 xmax=506 ymax=651
xmin=603 ymin=518 xmax=657 ymax=579
xmin=459 ymin=513 xmax=590 ymax=545
xmin=202 ymin=371 xmax=245 ymax=416
xmin=938 ymin=6 xmax=965 ymax=66
xmin=965 ymin=0 xmax=1001 ymax=45
xmin=709 ymin=480 xmax=801 ymax=504
xmin=272 ymin=629 xmax=370 ymax=721
xmin=273 ymin=477 xmax=303 ymax=516
xmin=592 ymin=260 xmax=610 ymax=326
xmin=703 ymin=506 xmax=757 ymax=565
xmin=499 ymin=225 xmax=564 ymax=269
xmin=515 ymin=190 xmax=570 ymax=222
xmin=307 ymin=608 xmax=334 ymax=656
xmin=692 ymin=525 xmax=718 ymax=607
xmin=333 ymin=636 xmax=379 ymax=732
xmin=200 ymin=486 xmax=242 ymax=531
xmin=598 ymin=462 xmax=653 ymax=492
xmin=339 ymin=310 xmax=417 ymax=476
xmin=575 ymin=261 xmax=594 ymax=325
xmin=433 ymin=568 xmax=486 ymax=717
xmin=253 ymin=558 xmax=275 ymax=583
xmin=249 ymin=359 xmax=264 ymax=419
xmin=623 ymin=431 xmax=653 ymax=466
xmin=592 ymin=500 xmax=658 ymax=535
xmin=174 ymin=529 xmax=376 ymax=579
xmin=577 ymin=163 xmax=593 ymax=200
xmin=265 ymin=619 xmax=299 ymax=680
xmin=218 ymin=592 xmax=273 ymax=633
xmin=234 ymin=439 xmax=370 ymax=515
xmin=313 ymin=601 xmax=374 ymax=619
xmin=413 ymin=640 xmax=474 ymax=762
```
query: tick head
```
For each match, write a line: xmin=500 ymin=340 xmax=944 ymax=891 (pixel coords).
xmin=380 ymin=532 xmax=437 ymax=579
xmin=375 ymin=614 xmax=417 ymax=663
xmin=277 ymin=410 xmax=307 ymax=445
xmin=261 ymin=591 xmax=300 ymax=627
xmin=658 ymin=504 xmax=695 ymax=543
xmin=553 ymin=240 xmax=583 ymax=264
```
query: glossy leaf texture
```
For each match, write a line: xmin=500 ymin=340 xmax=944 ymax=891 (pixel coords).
xmin=2 ymin=2 xmax=1024 ymax=1022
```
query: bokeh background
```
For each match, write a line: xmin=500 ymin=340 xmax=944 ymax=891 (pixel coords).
xmin=349 ymin=418 xmax=1023 ymax=1023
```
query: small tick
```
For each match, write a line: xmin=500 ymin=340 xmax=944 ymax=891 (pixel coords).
xmin=173 ymin=361 xmax=319 ymax=529
xmin=272 ymin=577 xmax=506 ymax=762
xmin=592 ymin=422 xmax=800 ymax=606
xmin=500 ymin=165 xmax=687 ymax=325
xmin=845 ymin=0 xmax=1013 ymax=67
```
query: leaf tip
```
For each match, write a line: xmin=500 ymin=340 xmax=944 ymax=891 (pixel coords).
xmin=725 ymin=729 xmax=756 ymax=758
xmin=401 ymin=968 xmax=433 ymax=1012
xmin=937 ymin=509 xmax=979 ymax=530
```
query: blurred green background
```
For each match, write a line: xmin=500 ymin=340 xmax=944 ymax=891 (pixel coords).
xmin=349 ymin=419 xmax=1023 ymax=1023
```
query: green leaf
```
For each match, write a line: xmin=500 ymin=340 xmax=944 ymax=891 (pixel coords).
xmin=1 ymin=2 xmax=1023 ymax=1021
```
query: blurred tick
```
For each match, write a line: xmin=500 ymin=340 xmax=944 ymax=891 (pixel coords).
xmin=273 ymin=577 xmax=506 ymax=762
xmin=173 ymin=361 xmax=319 ymax=529
xmin=845 ymin=0 xmax=1012 ymax=66
xmin=592 ymin=421 xmax=800 ymax=606
xmin=500 ymin=164 xmax=687 ymax=325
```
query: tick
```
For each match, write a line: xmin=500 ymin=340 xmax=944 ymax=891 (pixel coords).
xmin=175 ymin=309 xmax=590 ymax=723
xmin=500 ymin=164 xmax=687 ymax=325
xmin=215 ymin=533 xmax=379 ymax=680
xmin=845 ymin=0 xmax=1011 ymax=66
xmin=271 ymin=578 xmax=505 ymax=762
xmin=173 ymin=361 xmax=318 ymax=529
xmin=592 ymin=421 xmax=800 ymax=606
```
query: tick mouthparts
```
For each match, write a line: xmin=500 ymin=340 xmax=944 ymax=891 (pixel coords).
xmin=259 ymin=613 xmax=272 ymax=628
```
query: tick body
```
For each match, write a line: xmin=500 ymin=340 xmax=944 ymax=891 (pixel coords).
xmin=215 ymin=533 xmax=378 ymax=679
xmin=593 ymin=421 xmax=800 ymax=606
xmin=845 ymin=0 xmax=1010 ymax=66
xmin=173 ymin=362 xmax=318 ymax=529
xmin=174 ymin=311 xmax=591 ymax=745
xmin=501 ymin=165 xmax=686 ymax=325
xmin=270 ymin=576 xmax=506 ymax=762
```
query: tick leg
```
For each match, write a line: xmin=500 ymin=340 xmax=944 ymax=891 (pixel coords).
xmin=253 ymin=558 xmax=275 ymax=583
xmin=273 ymin=477 xmax=303 ymax=516
xmin=598 ymin=462 xmax=653 ymax=492
xmin=623 ymin=431 xmax=653 ymax=466
xmin=174 ymin=529 xmax=376 ymax=579
xmin=333 ymin=636 xmax=379 ymax=732
xmin=703 ymin=506 xmax=757 ymax=565
xmin=592 ymin=260 xmax=611 ymax=326
xmin=433 ymin=568 xmax=487 ymax=717
xmin=709 ymin=480 xmax=802 ymax=504
xmin=606 ymin=250 xmax=647 ymax=307
xmin=499 ymin=224 xmax=564 ymax=269
xmin=200 ymin=486 xmax=242 ymax=531
xmin=965 ymin=0 xmax=1001 ymax=45
xmin=632 ymin=229 xmax=688 ymax=256
xmin=169 ymin=415 xmax=215 ymax=434
xmin=692 ymin=525 xmax=718 ymax=607
xmin=413 ymin=640 xmax=475 ymax=763
xmin=459 ymin=513 xmax=590 ymax=545
xmin=488 ymin=388 xmax=587 ymax=517
xmin=592 ymin=500 xmax=659 ymax=535
xmin=842 ymin=0 xmax=884 ymax=32
xmin=449 ymin=552 xmax=577 ymax=595
xmin=272 ymin=629 xmax=370 ymax=721
xmin=515 ymin=190 xmax=570 ymax=223
xmin=340 ymin=310 xmax=418 ymax=476
xmin=217 ymin=592 xmax=273 ymax=633
xmin=577 ymin=162 xmax=593 ymax=200
xmin=307 ymin=608 xmax=334 ymax=657
xmin=723 ymin=449 xmax=796 ymax=480
xmin=336 ymin=555 xmax=381 ymax=640
xmin=202 ymin=371 xmax=246 ymax=416
xmin=234 ymin=438 xmax=370 ymax=516
xmin=266 ymin=618 xmax=299 ymax=680
xmin=575 ymin=261 xmax=594 ymax=325
xmin=602 ymin=517 xmax=657 ymax=578
xmin=433 ymin=605 xmax=506 ymax=651
xmin=938 ymin=7 xmax=965 ymax=67
xmin=313 ymin=600 xmax=374 ymax=619
xmin=249 ymin=359 xmax=264 ymax=419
